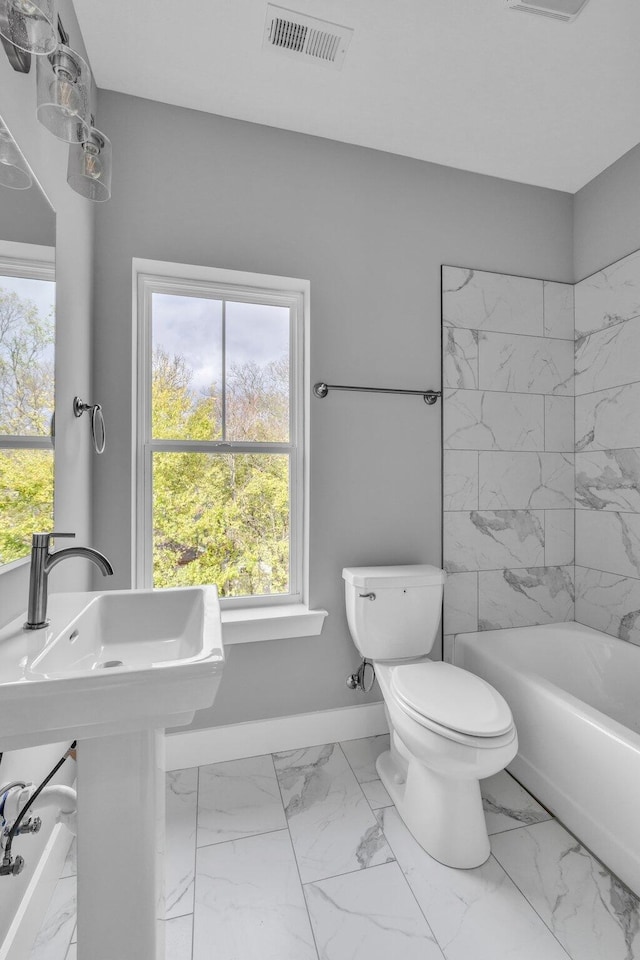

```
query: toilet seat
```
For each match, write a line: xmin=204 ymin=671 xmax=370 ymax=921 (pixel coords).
xmin=389 ymin=661 xmax=514 ymax=741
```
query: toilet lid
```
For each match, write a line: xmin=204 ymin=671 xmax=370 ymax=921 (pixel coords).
xmin=390 ymin=662 xmax=513 ymax=737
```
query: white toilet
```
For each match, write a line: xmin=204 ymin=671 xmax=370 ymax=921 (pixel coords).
xmin=343 ymin=564 xmax=517 ymax=869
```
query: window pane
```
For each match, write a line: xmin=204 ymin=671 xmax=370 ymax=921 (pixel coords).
xmin=0 ymin=276 xmax=55 ymax=436
xmin=152 ymin=452 xmax=289 ymax=597
xmin=151 ymin=293 xmax=223 ymax=440
xmin=0 ymin=448 xmax=53 ymax=563
xmin=226 ymin=301 xmax=289 ymax=442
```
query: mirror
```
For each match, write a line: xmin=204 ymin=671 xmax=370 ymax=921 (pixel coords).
xmin=0 ymin=115 xmax=55 ymax=567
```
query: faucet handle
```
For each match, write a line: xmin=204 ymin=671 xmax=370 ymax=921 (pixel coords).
xmin=31 ymin=532 xmax=76 ymax=549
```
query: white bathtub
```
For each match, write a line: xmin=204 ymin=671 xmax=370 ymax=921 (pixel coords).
xmin=453 ymin=621 xmax=640 ymax=897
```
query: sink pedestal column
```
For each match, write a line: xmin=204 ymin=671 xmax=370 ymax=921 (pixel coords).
xmin=75 ymin=730 xmax=165 ymax=960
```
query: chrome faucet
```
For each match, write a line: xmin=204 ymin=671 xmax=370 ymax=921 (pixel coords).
xmin=23 ymin=532 xmax=114 ymax=631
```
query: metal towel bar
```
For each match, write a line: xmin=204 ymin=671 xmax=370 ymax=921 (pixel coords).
xmin=313 ymin=382 xmax=441 ymax=405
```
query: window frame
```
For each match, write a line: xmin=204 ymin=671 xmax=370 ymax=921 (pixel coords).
xmin=134 ymin=259 xmax=309 ymax=610
xmin=0 ymin=240 xmax=56 ymax=568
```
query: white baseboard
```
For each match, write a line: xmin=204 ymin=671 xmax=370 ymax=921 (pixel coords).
xmin=165 ymin=701 xmax=388 ymax=771
xmin=0 ymin=823 xmax=73 ymax=960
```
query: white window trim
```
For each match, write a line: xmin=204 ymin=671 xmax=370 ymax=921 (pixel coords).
xmin=0 ymin=241 xmax=55 ymax=571
xmin=0 ymin=240 xmax=55 ymax=456
xmin=132 ymin=258 xmax=326 ymax=642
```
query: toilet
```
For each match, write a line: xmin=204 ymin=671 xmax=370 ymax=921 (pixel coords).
xmin=343 ymin=564 xmax=517 ymax=869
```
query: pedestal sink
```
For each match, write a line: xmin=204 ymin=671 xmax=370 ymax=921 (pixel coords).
xmin=0 ymin=586 xmax=224 ymax=960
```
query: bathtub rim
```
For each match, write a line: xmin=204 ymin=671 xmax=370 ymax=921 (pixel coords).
xmin=452 ymin=623 xmax=640 ymax=751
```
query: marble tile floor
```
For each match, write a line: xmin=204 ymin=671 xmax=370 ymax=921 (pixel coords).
xmin=30 ymin=734 xmax=640 ymax=960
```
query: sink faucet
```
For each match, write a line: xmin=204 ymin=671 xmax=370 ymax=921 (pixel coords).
xmin=23 ymin=532 xmax=114 ymax=631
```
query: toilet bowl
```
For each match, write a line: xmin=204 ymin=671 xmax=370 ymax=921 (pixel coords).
xmin=375 ymin=660 xmax=517 ymax=867
xmin=343 ymin=564 xmax=517 ymax=869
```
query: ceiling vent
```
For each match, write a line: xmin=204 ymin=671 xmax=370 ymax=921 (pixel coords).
xmin=263 ymin=5 xmax=353 ymax=69
xmin=506 ymin=0 xmax=592 ymax=21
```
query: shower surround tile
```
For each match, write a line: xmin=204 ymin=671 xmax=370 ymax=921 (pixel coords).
xmin=165 ymin=767 xmax=198 ymax=919
xmin=443 ymin=389 xmax=544 ymax=451
xmin=478 ymin=566 xmax=574 ymax=630
xmin=443 ymin=327 xmax=478 ymax=389
xmin=377 ymin=806 xmax=569 ymax=960
xmin=575 ymin=510 xmax=640 ymax=579
xmin=273 ymin=743 xmax=394 ymax=884
xmin=575 ymin=314 xmax=640 ymax=395
xmin=575 ymin=566 xmax=640 ymax=646
xmin=543 ymin=281 xmax=574 ymax=340
xmin=443 ymin=450 xmax=478 ymax=510
xmin=544 ymin=396 xmax=574 ymax=452
xmin=576 ymin=449 xmax=640 ymax=512
xmin=575 ymin=247 xmax=640 ymax=338
xmin=491 ymin=819 xmax=640 ymax=960
xmin=197 ymin=754 xmax=286 ymax=848
xmin=304 ymin=861 xmax=445 ymax=960
xmin=193 ymin=830 xmax=316 ymax=960
xmin=442 ymin=267 xmax=543 ymax=335
xmin=544 ymin=509 xmax=574 ymax=566
xmin=443 ymin=510 xmax=544 ymax=573
xmin=442 ymin=265 xmax=575 ymax=636
xmin=481 ymin=771 xmax=552 ymax=835
xmin=164 ymin=914 xmax=193 ymax=960
xmin=576 ymin=382 xmax=640 ymax=451
xmin=478 ymin=452 xmax=574 ymax=510
xmin=478 ymin=331 xmax=573 ymax=396
xmin=443 ymin=570 xmax=478 ymax=634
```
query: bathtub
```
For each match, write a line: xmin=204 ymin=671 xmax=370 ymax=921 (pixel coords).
xmin=453 ymin=621 xmax=640 ymax=897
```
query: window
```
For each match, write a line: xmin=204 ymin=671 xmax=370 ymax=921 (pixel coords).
xmin=136 ymin=261 xmax=307 ymax=608
xmin=0 ymin=242 xmax=55 ymax=566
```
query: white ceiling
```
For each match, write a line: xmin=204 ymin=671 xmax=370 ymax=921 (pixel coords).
xmin=73 ymin=0 xmax=640 ymax=193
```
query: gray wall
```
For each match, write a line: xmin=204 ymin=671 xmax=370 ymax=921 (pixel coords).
xmin=92 ymin=90 xmax=573 ymax=728
xmin=574 ymin=142 xmax=640 ymax=281
xmin=0 ymin=182 xmax=55 ymax=247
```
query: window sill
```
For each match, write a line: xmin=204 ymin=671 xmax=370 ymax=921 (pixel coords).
xmin=221 ymin=604 xmax=328 ymax=645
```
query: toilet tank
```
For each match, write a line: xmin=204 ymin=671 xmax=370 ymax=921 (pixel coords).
xmin=342 ymin=565 xmax=446 ymax=662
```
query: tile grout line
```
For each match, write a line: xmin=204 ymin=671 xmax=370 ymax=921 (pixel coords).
xmin=338 ymin=736 xmax=384 ymax=792
xmin=444 ymin=326 xmax=575 ymax=345
xmin=338 ymin=738 xmax=397 ymax=816
xmin=189 ymin=765 xmax=199 ymax=960
xmin=333 ymin=741 xmax=397 ymax=867
xmin=195 ymin=823 xmax=291 ymax=852
xmin=269 ymin=750 xmax=321 ymax=960
xmin=373 ymin=810 xmax=447 ymax=960
xmin=490 ymin=831 xmax=574 ymax=960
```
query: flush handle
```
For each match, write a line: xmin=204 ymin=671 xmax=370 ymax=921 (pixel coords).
xmin=359 ymin=592 xmax=376 ymax=601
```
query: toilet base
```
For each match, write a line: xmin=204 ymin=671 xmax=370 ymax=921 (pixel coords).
xmin=376 ymin=749 xmax=491 ymax=869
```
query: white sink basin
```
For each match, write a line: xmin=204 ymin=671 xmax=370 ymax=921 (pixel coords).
xmin=0 ymin=586 xmax=224 ymax=751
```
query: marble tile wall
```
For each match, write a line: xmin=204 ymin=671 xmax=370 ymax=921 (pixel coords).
xmin=442 ymin=266 xmax=575 ymax=635
xmin=575 ymin=248 xmax=640 ymax=646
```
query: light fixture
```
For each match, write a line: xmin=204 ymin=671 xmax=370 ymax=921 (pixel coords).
xmin=67 ymin=126 xmax=111 ymax=202
xmin=36 ymin=42 xmax=91 ymax=142
xmin=0 ymin=117 xmax=32 ymax=189
xmin=0 ymin=0 xmax=57 ymax=55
